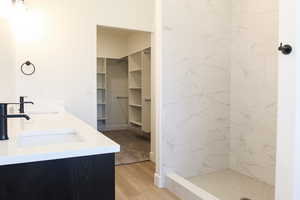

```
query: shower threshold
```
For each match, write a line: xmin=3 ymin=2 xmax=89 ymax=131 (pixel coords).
xmin=166 ymin=170 xmax=274 ymax=200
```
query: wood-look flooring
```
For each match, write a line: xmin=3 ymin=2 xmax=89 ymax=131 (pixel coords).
xmin=116 ymin=162 xmax=179 ymax=200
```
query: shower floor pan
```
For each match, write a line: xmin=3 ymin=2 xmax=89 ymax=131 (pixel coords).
xmin=166 ymin=170 xmax=274 ymax=200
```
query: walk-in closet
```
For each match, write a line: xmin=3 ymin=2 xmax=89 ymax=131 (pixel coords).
xmin=96 ymin=26 xmax=152 ymax=165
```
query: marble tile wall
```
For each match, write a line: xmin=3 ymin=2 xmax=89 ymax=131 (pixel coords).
xmin=161 ymin=0 xmax=278 ymax=186
xmin=229 ymin=0 xmax=278 ymax=185
xmin=161 ymin=0 xmax=231 ymax=178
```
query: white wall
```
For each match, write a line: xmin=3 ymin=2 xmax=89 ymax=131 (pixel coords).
xmin=160 ymin=0 xmax=231 ymax=178
xmin=230 ymin=0 xmax=278 ymax=185
xmin=98 ymin=27 xmax=151 ymax=59
xmin=13 ymin=0 xmax=154 ymax=127
xmin=95 ymin=0 xmax=154 ymax=32
xmin=0 ymin=19 xmax=15 ymax=102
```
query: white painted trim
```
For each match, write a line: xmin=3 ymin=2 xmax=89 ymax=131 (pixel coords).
xmin=149 ymin=151 xmax=155 ymax=162
xmin=154 ymin=172 xmax=164 ymax=188
xmin=150 ymin=33 xmax=156 ymax=169
xmin=293 ymin=2 xmax=300 ymax=199
xmin=153 ymin=0 xmax=163 ymax=188
xmin=276 ymin=0 xmax=300 ymax=199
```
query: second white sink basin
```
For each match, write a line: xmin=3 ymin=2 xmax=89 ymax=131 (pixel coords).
xmin=18 ymin=128 xmax=83 ymax=147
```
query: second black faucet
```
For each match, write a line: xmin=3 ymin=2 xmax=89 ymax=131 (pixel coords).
xmin=19 ymin=96 xmax=34 ymax=113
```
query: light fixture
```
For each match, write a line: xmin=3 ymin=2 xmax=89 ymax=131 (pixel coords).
xmin=10 ymin=0 xmax=28 ymax=22
xmin=10 ymin=0 xmax=32 ymax=41
xmin=0 ymin=0 xmax=42 ymax=41
xmin=12 ymin=0 xmax=25 ymax=6
xmin=12 ymin=0 xmax=27 ymax=12
xmin=0 ymin=0 xmax=27 ymax=19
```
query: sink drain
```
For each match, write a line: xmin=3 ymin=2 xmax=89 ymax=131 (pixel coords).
xmin=240 ymin=198 xmax=251 ymax=200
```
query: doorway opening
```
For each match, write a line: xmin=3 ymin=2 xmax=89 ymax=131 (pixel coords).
xmin=96 ymin=26 xmax=153 ymax=165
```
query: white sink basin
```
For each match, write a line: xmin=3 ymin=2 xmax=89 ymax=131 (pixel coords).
xmin=18 ymin=128 xmax=83 ymax=147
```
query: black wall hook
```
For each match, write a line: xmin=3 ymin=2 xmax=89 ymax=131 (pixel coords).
xmin=278 ymin=43 xmax=292 ymax=55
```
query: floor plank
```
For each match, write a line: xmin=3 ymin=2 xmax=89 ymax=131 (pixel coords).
xmin=116 ymin=162 xmax=179 ymax=200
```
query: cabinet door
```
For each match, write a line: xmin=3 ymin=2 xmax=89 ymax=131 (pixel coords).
xmin=142 ymin=50 xmax=151 ymax=133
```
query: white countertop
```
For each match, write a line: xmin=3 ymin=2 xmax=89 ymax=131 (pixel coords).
xmin=0 ymin=111 xmax=120 ymax=166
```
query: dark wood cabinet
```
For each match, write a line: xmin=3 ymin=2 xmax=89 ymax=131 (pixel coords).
xmin=0 ymin=153 xmax=115 ymax=200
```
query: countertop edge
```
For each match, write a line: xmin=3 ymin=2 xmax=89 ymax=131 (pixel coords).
xmin=0 ymin=145 xmax=120 ymax=166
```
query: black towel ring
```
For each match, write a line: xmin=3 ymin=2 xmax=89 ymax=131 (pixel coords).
xmin=21 ymin=61 xmax=36 ymax=76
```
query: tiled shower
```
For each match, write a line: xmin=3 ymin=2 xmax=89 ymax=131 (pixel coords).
xmin=160 ymin=0 xmax=277 ymax=199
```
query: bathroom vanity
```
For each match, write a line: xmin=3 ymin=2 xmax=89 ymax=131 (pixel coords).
xmin=0 ymin=111 xmax=120 ymax=200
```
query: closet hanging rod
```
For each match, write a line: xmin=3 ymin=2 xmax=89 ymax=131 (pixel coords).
xmin=116 ymin=96 xmax=128 ymax=99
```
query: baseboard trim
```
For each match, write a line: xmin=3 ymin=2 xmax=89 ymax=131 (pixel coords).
xmin=154 ymin=172 xmax=165 ymax=188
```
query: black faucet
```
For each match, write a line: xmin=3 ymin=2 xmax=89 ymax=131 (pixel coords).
xmin=0 ymin=103 xmax=30 ymax=140
xmin=19 ymin=96 xmax=34 ymax=113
